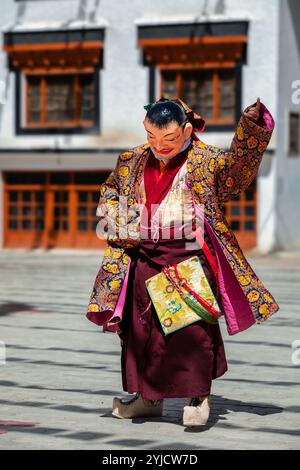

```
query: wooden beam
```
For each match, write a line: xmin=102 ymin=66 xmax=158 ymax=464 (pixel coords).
xmin=3 ymin=41 xmax=103 ymax=53
xmin=138 ymin=36 xmax=247 ymax=47
xmin=23 ymin=67 xmax=94 ymax=74
xmin=158 ymin=62 xmax=236 ymax=69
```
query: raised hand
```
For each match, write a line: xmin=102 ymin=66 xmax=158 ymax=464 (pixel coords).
xmin=244 ymin=97 xmax=261 ymax=123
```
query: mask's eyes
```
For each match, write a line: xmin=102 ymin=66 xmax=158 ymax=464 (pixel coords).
xmin=167 ymin=134 xmax=181 ymax=141
xmin=146 ymin=132 xmax=179 ymax=141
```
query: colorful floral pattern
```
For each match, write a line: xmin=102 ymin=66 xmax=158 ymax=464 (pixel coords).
xmin=87 ymin=110 xmax=279 ymax=328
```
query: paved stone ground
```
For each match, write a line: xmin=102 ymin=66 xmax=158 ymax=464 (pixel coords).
xmin=0 ymin=248 xmax=299 ymax=450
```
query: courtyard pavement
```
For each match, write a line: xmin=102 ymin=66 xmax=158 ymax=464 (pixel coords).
xmin=0 ymin=248 xmax=299 ymax=450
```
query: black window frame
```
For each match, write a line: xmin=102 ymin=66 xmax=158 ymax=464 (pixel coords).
xmin=15 ymin=67 xmax=100 ymax=136
xmin=288 ymin=111 xmax=300 ymax=156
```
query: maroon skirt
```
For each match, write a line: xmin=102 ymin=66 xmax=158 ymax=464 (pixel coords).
xmin=119 ymin=235 xmax=228 ymax=400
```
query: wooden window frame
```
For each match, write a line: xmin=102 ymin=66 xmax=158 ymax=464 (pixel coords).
xmin=16 ymin=68 xmax=100 ymax=135
xmin=24 ymin=69 xmax=95 ymax=129
xmin=160 ymin=66 xmax=238 ymax=128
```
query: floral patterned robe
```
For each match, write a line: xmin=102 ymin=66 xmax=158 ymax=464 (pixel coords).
xmin=86 ymin=101 xmax=279 ymax=336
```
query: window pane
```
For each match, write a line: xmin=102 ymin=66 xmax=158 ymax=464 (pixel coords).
xmin=219 ymin=70 xmax=236 ymax=120
xmin=22 ymin=206 xmax=31 ymax=216
xmin=182 ymin=71 xmax=213 ymax=119
xmin=245 ymin=190 xmax=255 ymax=201
xmin=54 ymin=206 xmax=68 ymax=218
xmin=230 ymin=221 xmax=240 ymax=230
xmin=35 ymin=206 xmax=44 ymax=218
xmin=35 ymin=191 xmax=45 ymax=202
xmin=9 ymin=191 xmax=18 ymax=202
xmin=23 ymin=191 xmax=31 ymax=202
xmin=55 ymin=191 xmax=68 ymax=203
xmin=46 ymin=75 xmax=74 ymax=122
xmin=78 ymin=191 xmax=88 ymax=202
xmin=289 ymin=113 xmax=299 ymax=155
xmin=9 ymin=220 xmax=18 ymax=230
xmin=78 ymin=220 xmax=88 ymax=231
xmin=22 ymin=220 xmax=31 ymax=230
xmin=230 ymin=205 xmax=240 ymax=216
xmin=27 ymin=76 xmax=41 ymax=123
xmin=9 ymin=206 xmax=18 ymax=216
xmin=161 ymin=72 xmax=177 ymax=99
xmin=35 ymin=220 xmax=44 ymax=231
xmin=92 ymin=191 xmax=99 ymax=203
xmin=79 ymin=74 xmax=95 ymax=121
xmin=245 ymin=220 xmax=255 ymax=231
xmin=54 ymin=220 xmax=69 ymax=231
xmin=78 ymin=206 xmax=87 ymax=217
xmin=245 ymin=206 xmax=255 ymax=216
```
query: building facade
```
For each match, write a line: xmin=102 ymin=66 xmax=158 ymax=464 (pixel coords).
xmin=0 ymin=0 xmax=299 ymax=252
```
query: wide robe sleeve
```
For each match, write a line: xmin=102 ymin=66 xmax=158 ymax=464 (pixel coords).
xmin=95 ymin=151 xmax=139 ymax=249
xmin=87 ymin=150 xmax=139 ymax=332
xmin=214 ymin=102 xmax=275 ymax=203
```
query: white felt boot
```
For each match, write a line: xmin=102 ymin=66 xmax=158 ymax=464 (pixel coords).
xmin=112 ymin=393 xmax=164 ymax=419
xmin=183 ymin=395 xmax=211 ymax=426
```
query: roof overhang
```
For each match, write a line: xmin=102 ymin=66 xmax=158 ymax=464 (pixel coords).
xmin=136 ymin=19 xmax=249 ymax=67
xmin=3 ymin=25 xmax=106 ymax=70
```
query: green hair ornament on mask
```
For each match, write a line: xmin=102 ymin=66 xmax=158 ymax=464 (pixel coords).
xmin=143 ymin=103 xmax=152 ymax=111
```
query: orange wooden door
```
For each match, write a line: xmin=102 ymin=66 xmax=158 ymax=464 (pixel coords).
xmin=72 ymin=187 xmax=105 ymax=249
xmin=3 ymin=171 xmax=108 ymax=249
xmin=4 ymin=186 xmax=47 ymax=248
xmin=3 ymin=171 xmax=257 ymax=250
xmin=223 ymin=179 xmax=257 ymax=251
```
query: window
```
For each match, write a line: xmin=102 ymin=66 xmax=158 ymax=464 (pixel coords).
xmin=4 ymin=28 xmax=103 ymax=135
xmin=161 ymin=68 xmax=236 ymax=126
xmin=288 ymin=112 xmax=300 ymax=156
xmin=26 ymin=73 xmax=96 ymax=128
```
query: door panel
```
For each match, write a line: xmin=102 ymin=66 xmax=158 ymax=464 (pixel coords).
xmin=3 ymin=171 xmax=109 ymax=249
xmin=223 ymin=179 xmax=257 ymax=251
xmin=3 ymin=171 xmax=257 ymax=251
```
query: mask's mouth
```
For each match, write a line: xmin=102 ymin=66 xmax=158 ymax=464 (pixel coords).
xmin=153 ymin=148 xmax=172 ymax=154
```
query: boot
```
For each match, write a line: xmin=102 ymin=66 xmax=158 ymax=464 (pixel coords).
xmin=112 ymin=392 xmax=164 ymax=419
xmin=183 ymin=395 xmax=211 ymax=426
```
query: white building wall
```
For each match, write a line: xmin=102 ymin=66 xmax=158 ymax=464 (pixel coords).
xmin=243 ymin=0 xmax=280 ymax=253
xmin=0 ymin=0 xmax=279 ymax=149
xmin=0 ymin=0 xmax=288 ymax=253
xmin=0 ymin=171 xmax=3 ymax=249
xmin=274 ymin=0 xmax=300 ymax=250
